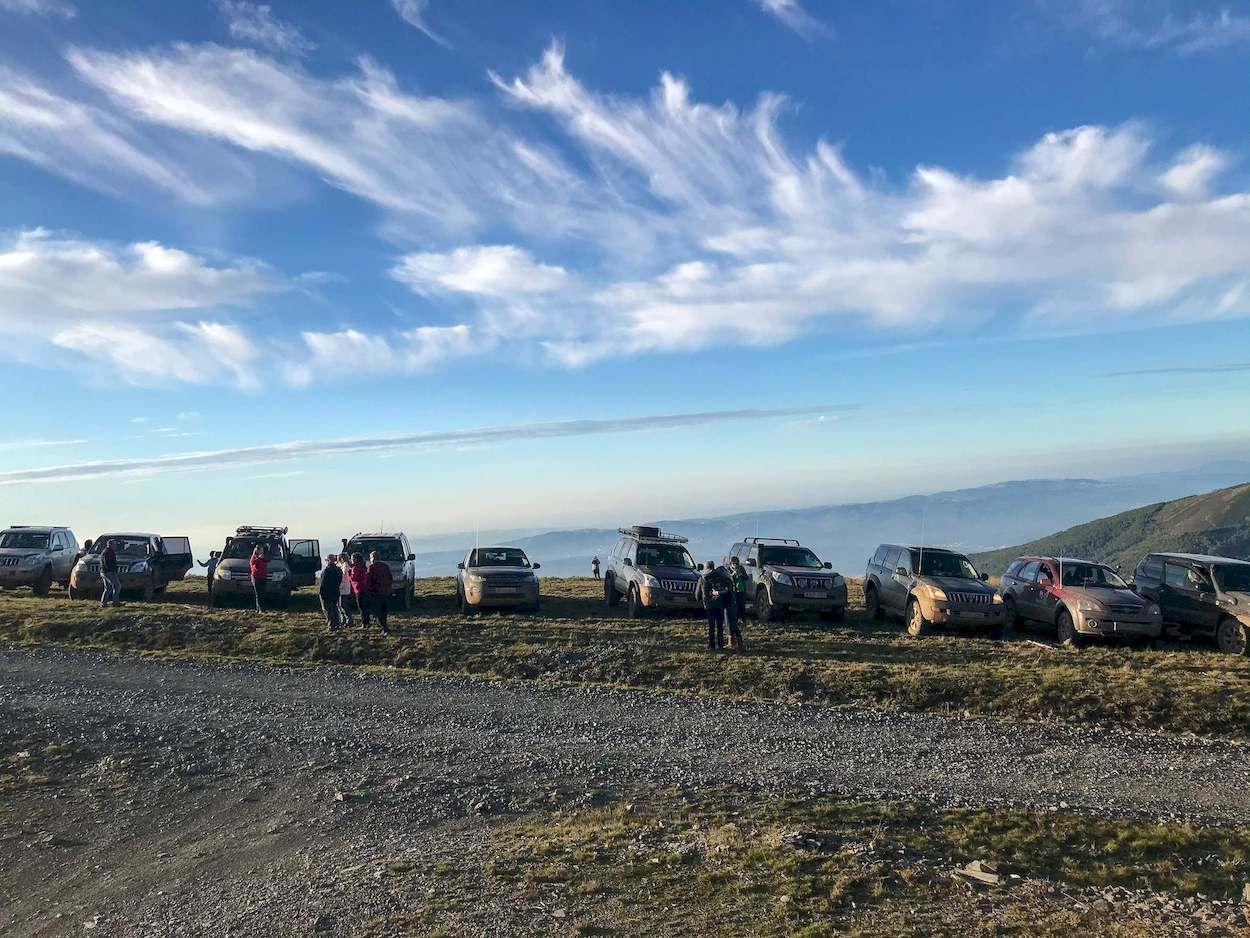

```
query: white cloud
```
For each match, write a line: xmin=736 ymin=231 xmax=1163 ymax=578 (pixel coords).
xmin=754 ymin=0 xmax=827 ymax=37
xmin=1160 ymin=144 xmax=1227 ymax=199
xmin=1047 ymin=0 xmax=1250 ymax=53
xmin=390 ymin=0 xmax=449 ymax=46
xmin=0 ymin=0 xmax=74 ymax=16
xmin=217 ymin=1 xmax=315 ymax=56
xmin=0 ymin=437 xmax=85 ymax=451
xmin=285 ymin=324 xmax=477 ymax=385
xmin=392 ymin=245 xmax=569 ymax=297
xmin=52 ymin=321 xmax=263 ymax=388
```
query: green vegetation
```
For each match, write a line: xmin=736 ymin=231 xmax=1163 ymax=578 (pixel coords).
xmin=3 ymin=576 xmax=1248 ymax=739
xmin=974 ymin=481 xmax=1250 ymax=575
xmin=360 ymin=787 xmax=1250 ymax=936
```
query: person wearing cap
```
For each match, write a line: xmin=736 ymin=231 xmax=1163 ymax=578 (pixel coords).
xmin=319 ymin=554 xmax=344 ymax=631
xmin=695 ymin=560 xmax=732 ymax=651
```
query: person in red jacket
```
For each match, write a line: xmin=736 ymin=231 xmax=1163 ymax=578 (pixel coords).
xmin=365 ymin=550 xmax=394 ymax=635
xmin=348 ymin=552 xmax=369 ymax=625
xmin=249 ymin=546 xmax=269 ymax=613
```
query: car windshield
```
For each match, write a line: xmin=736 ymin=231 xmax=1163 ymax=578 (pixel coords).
xmin=759 ymin=546 xmax=823 ymax=568
xmin=469 ymin=548 xmax=530 ymax=567
xmin=1214 ymin=564 xmax=1250 ymax=593
xmin=917 ymin=552 xmax=979 ymax=579
xmin=347 ymin=539 xmax=405 ymax=562
xmin=1059 ymin=563 xmax=1127 ymax=589
xmin=0 ymin=531 xmax=49 ymax=549
xmin=90 ymin=536 xmax=151 ymax=557
xmin=637 ymin=544 xmax=696 ymax=569
xmin=223 ymin=537 xmax=282 ymax=560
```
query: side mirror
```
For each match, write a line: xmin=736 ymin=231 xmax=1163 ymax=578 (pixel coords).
xmin=407 ymin=553 xmax=416 ymax=562
xmin=342 ymin=539 xmax=348 ymax=549
xmin=823 ymin=562 xmax=832 ymax=569
xmin=980 ymin=572 xmax=990 ymax=582
xmin=746 ymin=558 xmax=756 ymax=566
xmin=623 ymin=558 xmax=633 ymax=567
xmin=52 ymin=544 xmax=64 ymax=551
xmin=456 ymin=562 xmax=465 ymax=570
xmin=895 ymin=566 xmax=908 ymax=577
xmin=532 ymin=562 xmax=541 ymax=570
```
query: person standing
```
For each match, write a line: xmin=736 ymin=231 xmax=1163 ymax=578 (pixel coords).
xmin=198 ymin=551 xmax=220 ymax=593
xmin=695 ymin=560 xmax=729 ymax=651
xmin=249 ymin=545 xmax=269 ymax=613
xmin=591 ymin=555 xmax=600 ymax=580
xmin=366 ymin=550 xmax=394 ymax=636
xmin=337 ymin=552 xmax=354 ymax=627
xmin=728 ymin=556 xmax=749 ymax=651
xmin=319 ymin=555 xmax=343 ymax=631
xmin=100 ymin=539 xmax=120 ymax=608
xmin=348 ymin=552 xmax=369 ymax=626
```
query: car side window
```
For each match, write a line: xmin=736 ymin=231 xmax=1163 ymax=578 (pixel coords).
xmin=624 ymin=541 xmax=637 ymax=563
xmin=881 ymin=547 xmax=900 ymax=572
xmin=1038 ymin=562 xmax=1057 ymax=582
xmin=1164 ymin=563 xmax=1196 ymax=591
xmin=871 ymin=545 xmax=889 ymax=567
xmin=1017 ymin=560 xmax=1041 ymax=581
xmin=1003 ymin=560 xmax=1024 ymax=578
xmin=1137 ymin=557 xmax=1163 ymax=583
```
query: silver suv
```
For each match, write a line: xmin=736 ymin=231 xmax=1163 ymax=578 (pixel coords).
xmin=342 ymin=532 xmax=417 ymax=609
xmin=726 ymin=537 xmax=847 ymax=622
xmin=456 ymin=546 xmax=541 ymax=613
xmin=0 ymin=526 xmax=78 ymax=596
xmin=604 ymin=526 xmax=701 ymax=619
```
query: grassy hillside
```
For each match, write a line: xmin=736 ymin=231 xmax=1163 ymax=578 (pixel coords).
xmin=973 ymin=482 xmax=1250 ymax=576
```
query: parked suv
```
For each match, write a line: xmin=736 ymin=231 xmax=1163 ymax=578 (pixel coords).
xmin=725 ymin=537 xmax=847 ymax=622
xmin=864 ymin=544 xmax=1003 ymax=636
xmin=69 ymin=533 xmax=193 ymax=600
xmin=999 ymin=556 xmax=1161 ymax=646
xmin=604 ymin=526 xmax=701 ymax=619
xmin=456 ymin=546 xmax=541 ymax=613
xmin=1132 ymin=552 xmax=1250 ymax=656
xmin=210 ymin=525 xmax=320 ymax=606
xmin=0 ymin=526 xmax=78 ymax=596
xmin=342 ymin=532 xmax=418 ymax=609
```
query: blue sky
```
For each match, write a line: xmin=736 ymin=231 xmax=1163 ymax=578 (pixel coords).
xmin=1 ymin=0 xmax=1249 ymax=554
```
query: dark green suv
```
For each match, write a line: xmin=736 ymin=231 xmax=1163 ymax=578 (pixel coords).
xmin=1132 ymin=552 xmax=1250 ymax=655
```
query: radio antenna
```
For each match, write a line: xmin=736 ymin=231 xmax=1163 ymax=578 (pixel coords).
xmin=918 ymin=498 xmax=927 ymax=576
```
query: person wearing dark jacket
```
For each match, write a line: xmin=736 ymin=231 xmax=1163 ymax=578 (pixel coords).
xmin=100 ymin=539 xmax=120 ymax=608
xmin=695 ymin=560 xmax=732 ymax=650
xmin=319 ymin=555 xmax=343 ymax=631
xmin=727 ymin=556 xmax=749 ymax=651
xmin=365 ymin=550 xmax=394 ymax=635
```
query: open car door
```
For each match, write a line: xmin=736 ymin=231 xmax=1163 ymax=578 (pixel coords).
xmin=288 ymin=538 xmax=321 ymax=588
xmin=161 ymin=536 xmax=194 ymax=581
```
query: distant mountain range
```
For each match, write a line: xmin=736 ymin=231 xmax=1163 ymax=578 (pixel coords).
xmin=409 ymin=460 xmax=1250 ymax=577
xmin=972 ymin=482 xmax=1250 ymax=575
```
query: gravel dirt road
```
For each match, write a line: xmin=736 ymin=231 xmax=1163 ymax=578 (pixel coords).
xmin=3 ymin=646 xmax=1249 ymax=936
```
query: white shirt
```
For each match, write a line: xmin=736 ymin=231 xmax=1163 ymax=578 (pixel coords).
xmin=338 ymin=561 xmax=352 ymax=595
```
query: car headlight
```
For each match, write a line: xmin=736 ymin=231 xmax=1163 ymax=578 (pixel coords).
xmin=639 ymin=573 xmax=660 ymax=588
xmin=771 ymin=571 xmax=793 ymax=586
xmin=830 ymin=574 xmax=844 ymax=586
xmin=128 ymin=561 xmax=149 ymax=573
xmin=1077 ymin=599 xmax=1103 ymax=613
xmin=465 ymin=572 xmax=484 ymax=587
xmin=922 ymin=584 xmax=947 ymax=602
xmin=21 ymin=555 xmax=44 ymax=566
xmin=992 ymin=593 xmax=1003 ymax=605
xmin=214 ymin=567 xmax=229 ymax=579
xmin=269 ymin=570 xmax=288 ymax=581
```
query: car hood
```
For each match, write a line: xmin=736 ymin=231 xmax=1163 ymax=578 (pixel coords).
xmin=1064 ymin=586 xmax=1143 ymax=606
xmin=638 ymin=565 xmax=700 ymax=580
xmin=766 ymin=564 xmax=838 ymax=577
xmin=217 ymin=557 xmax=290 ymax=573
xmin=920 ymin=576 xmax=995 ymax=594
xmin=0 ymin=549 xmax=45 ymax=560
xmin=1225 ymin=591 xmax=1250 ymax=611
xmin=467 ymin=565 xmax=536 ymax=576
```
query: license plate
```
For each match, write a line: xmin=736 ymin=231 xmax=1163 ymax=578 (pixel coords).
xmin=803 ymin=591 xmax=827 ymax=599
xmin=492 ymin=587 xmax=519 ymax=594
xmin=961 ymin=611 xmax=985 ymax=619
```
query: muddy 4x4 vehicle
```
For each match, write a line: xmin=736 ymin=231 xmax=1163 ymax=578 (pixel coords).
xmin=864 ymin=544 xmax=1003 ymax=637
xmin=69 ymin=533 xmax=193 ymax=601
xmin=726 ymin=537 xmax=847 ymax=623
xmin=1132 ymin=552 xmax=1250 ymax=656
xmin=0 ymin=526 xmax=78 ymax=596
xmin=342 ymin=532 xmax=418 ymax=609
xmin=604 ymin=526 xmax=701 ymax=619
xmin=999 ymin=556 xmax=1161 ymax=646
xmin=210 ymin=526 xmax=320 ymax=606
xmin=456 ymin=546 xmax=541 ymax=613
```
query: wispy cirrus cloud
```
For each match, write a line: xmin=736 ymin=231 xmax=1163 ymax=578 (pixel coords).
xmin=0 ymin=0 xmax=74 ymax=16
xmin=754 ymin=0 xmax=828 ymax=38
xmin=0 ymin=437 xmax=86 ymax=451
xmin=390 ymin=0 xmax=450 ymax=46
xmin=217 ymin=1 xmax=316 ymax=56
xmin=1045 ymin=0 xmax=1250 ymax=53
xmin=0 ymin=405 xmax=860 ymax=485
xmin=1105 ymin=361 xmax=1250 ymax=377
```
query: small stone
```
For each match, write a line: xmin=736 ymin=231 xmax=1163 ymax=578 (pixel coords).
xmin=1090 ymin=898 xmax=1114 ymax=915
xmin=553 ymin=909 xmax=567 ymax=919
xmin=1242 ymin=883 xmax=1250 ymax=907
xmin=334 ymin=791 xmax=347 ymax=802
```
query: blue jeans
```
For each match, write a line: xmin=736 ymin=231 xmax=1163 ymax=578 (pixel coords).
xmin=321 ymin=595 xmax=342 ymax=630
xmin=100 ymin=573 xmax=120 ymax=606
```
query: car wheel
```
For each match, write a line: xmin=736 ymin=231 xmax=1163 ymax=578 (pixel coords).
xmin=458 ymin=587 xmax=473 ymax=616
xmin=32 ymin=567 xmax=52 ymax=597
xmin=400 ymin=583 xmax=413 ymax=610
xmin=1002 ymin=595 xmax=1018 ymax=629
xmin=1056 ymin=608 xmax=1082 ymax=648
xmin=865 ymin=584 xmax=883 ymax=620
xmin=1216 ymin=617 xmax=1249 ymax=656
xmin=821 ymin=606 xmax=845 ymax=624
xmin=528 ymin=597 xmax=541 ymax=615
xmin=627 ymin=586 xmax=643 ymax=620
xmin=756 ymin=588 xmax=778 ymax=623
xmin=209 ymin=588 xmax=220 ymax=607
xmin=67 ymin=584 xmax=79 ymax=601
xmin=141 ymin=577 xmax=155 ymax=602
xmin=905 ymin=597 xmax=929 ymax=637
xmin=604 ymin=575 xmax=620 ymax=608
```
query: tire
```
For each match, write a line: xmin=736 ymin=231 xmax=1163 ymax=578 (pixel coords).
xmin=1002 ymin=595 xmax=1018 ymax=630
xmin=604 ymin=575 xmax=621 ymax=608
xmin=527 ymin=597 xmax=541 ymax=615
xmin=1216 ymin=617 xmax=1249 ymax=656
xmin=1056 ymin=608 xmax=1082 ymax=648
xmin=821 ymin=606 xmax=845 ymax=624
xmin=141 ymin=577 xmax=155 ymax=602
xmin=67 ymin=584 xmax=79 ymax=601
xmin=756 ymin=588 xmax=779 ymax=623
xmin=400 ymin=583 xmax=413 ymax=611
xmin=209 ymin=588 xmax=220 ymax=608
xmin=905 ymin=597 xmax=929 ymax=637
xmin=458 ymin=588 xmax=473 ymax=616
xmin=32 ymin=567 xmax=52 ymax=598
xmin=627 ymin=586 xmax=643 ymax=620
xmin=865 ymin=583 xmax=883 ymax=620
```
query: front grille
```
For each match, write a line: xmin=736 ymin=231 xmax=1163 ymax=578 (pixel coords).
xmin=794 ymin=577 xmax=834 ymax=590
xmin=661 ymin=579 xmax=696 ymax=593
xmin=0 ymin=557 xmax=19 ymax=567
xmin=483 ymin=573 xmax=530 ymax=584
xmin=1108 ymin=603 xmax=1144 ymax=616
xmin=949 ymin=591 xmax=992 ymax=606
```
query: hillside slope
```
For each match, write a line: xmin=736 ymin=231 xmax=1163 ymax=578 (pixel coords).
xmin=973 ymin=482 xmax=1250 ymax=575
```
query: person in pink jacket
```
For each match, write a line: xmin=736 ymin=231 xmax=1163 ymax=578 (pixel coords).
xmin=348 ymin=552 xmax=369 ymax=624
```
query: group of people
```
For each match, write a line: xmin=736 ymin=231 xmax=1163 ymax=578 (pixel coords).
xmin=315 ymin=550 xmax=393 ymax=635
xmin=696 ymin=555 xmax=749 ymax=652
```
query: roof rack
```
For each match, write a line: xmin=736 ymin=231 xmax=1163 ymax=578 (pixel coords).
xmin=235 ymin=525 xmax=288 ymax=538
xmin=744 ymin=537 xmax=800 ymax=546
xmin=619 ymin=526 xmax=688 ymax=545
